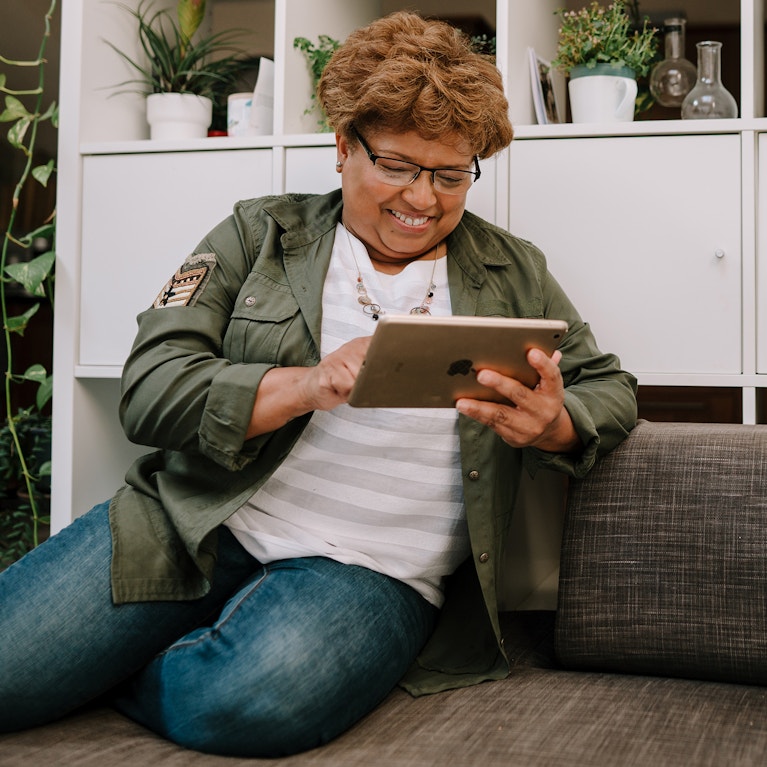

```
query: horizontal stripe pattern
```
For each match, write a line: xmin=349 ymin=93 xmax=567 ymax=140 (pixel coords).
xmin=226 ymin=225 xmax=468 ymax=605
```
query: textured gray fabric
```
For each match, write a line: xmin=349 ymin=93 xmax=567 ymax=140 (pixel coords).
xmin=4 ymin=613 xmax=767 ymax=766
xmin=4 ymin=626 xmax=767 ymax=767
xmin=556 ymin=420 xmax=767 ymax=685
xmin=2 ymin=677 xmax=764 ymax=767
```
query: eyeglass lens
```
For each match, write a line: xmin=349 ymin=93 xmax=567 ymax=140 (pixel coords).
xmin=354 ymin=128 xmax=478 ymax=195
xmin=373 ymin=158 xmax=474 ymax=193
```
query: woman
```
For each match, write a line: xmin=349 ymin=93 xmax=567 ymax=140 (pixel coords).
xmin=0 ymin=11 xmax=637 ymax=758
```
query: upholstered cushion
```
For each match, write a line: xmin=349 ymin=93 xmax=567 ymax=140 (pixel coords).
xmin=4 ymin=613 xmax=767 ymax=766
xmin=6 ymin=669 xmax=767 ymax=767
xmin=556 ymin=420 xmax=767 ymax=685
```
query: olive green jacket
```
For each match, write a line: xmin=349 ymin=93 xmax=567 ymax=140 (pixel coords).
xmin=112 ymin=190 xmax=637 ymax=695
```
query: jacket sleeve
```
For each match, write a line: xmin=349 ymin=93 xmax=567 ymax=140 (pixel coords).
xmin=525 ymin=256 xmax=638 ymax=478
xmin=118 ymin=203 xmax=279 ymax=471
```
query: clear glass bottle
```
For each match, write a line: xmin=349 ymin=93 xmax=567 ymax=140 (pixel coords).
xmin=649 ymin=18 xmax=696 ymax=108
xmin=681 ymin=41 xmax=738 ymax=119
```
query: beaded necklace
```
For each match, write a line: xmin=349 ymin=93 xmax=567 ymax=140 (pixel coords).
xmin=342 ymin=223 xmax=440 ymax=321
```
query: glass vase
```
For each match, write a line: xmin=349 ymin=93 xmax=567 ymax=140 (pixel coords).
xmin=649 ymin=18 xmax=696 ymax=108
xmin=681 ymin=41 xmax=738 ymax=119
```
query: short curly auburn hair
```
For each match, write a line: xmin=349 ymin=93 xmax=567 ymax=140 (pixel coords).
xmin=317 ymin=11 xmax=513 ymax=159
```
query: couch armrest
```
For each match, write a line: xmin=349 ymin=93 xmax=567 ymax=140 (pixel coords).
xmin=555 ymin=419 xmax=767 ymax=685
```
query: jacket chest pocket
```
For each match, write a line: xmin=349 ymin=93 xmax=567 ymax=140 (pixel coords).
xmin=223 ymin=274 xmax=314 ymax=366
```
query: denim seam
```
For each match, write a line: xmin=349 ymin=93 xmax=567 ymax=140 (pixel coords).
xmin=159 ymin=566 xmax=270 ymax=654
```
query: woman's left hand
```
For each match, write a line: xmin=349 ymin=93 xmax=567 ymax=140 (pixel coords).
xmin=455 ymin=348 xmax=581 ymax=453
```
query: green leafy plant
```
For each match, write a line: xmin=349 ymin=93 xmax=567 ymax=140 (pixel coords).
xmin=107 ymin=0 xmax=252 ymax=102
xmin=552 ymin=1 xmax=658 ymax=78
xmin=470 ymin=34 xmax=496 ymax=58
xmin=0 ymin=0 xmax=58 ymax=566
xmin=293 ymin=34 xmax=340 ymax=131
xmin=0 ymin=408 xmax=51 ymax=569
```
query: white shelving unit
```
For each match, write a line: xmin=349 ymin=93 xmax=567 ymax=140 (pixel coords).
xmin=509 ymin=0 xmax=766 ymax=425
xmin=54 ymin=0 xmax=767 ymax=542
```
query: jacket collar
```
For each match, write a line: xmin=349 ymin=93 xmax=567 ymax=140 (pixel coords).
xmin=447 ymin=210 xmax=516 ymax=286
xmin=263 ymin=190 xmax=344 ymax=249
xmin=260 ymin=190 xmax=514 ymax=344
xmin=263 ymin=189 xmax=514 ymax=270
xmin=263 ymin=191 xmax=343 ymax=353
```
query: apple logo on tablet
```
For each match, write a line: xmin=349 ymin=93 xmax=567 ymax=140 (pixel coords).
xmin=447 ymin=359 xmax=474 ymax=377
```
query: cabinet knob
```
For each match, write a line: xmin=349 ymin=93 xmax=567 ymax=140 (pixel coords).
xmin=715 ymin=248 xmax=726 ymax=259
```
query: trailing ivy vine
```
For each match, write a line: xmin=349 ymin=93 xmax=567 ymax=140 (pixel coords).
xmin=0 ymin=0 xmax=58 ymax=565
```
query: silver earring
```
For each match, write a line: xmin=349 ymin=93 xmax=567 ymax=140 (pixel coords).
xmin=336 ymin=161 xmax=343 ymax=170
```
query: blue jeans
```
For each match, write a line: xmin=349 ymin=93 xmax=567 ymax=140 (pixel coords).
xmin=0 ymin=501 xmax=437 ymax=757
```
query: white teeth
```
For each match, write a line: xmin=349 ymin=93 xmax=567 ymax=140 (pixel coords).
xmin=392 ymin=210 xmax=428 ymax=226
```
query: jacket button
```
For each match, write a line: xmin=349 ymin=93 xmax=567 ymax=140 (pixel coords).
xmin=244 ymin=296 xmax=256 ymax=306
xmin=479 ymin=552 xmax=490 ymax=563
xmin=468 ymin=470 xmax=480 ymax=481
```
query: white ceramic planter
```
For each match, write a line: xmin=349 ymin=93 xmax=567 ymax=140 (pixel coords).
xmin=146 ymin=93 xmax=213 ymax=140
xmin=568 ymin=64 xmax=637 ymax=123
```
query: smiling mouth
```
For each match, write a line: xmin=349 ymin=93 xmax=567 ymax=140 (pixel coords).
xmin=390 ymin=210 xmax=430 ymax=227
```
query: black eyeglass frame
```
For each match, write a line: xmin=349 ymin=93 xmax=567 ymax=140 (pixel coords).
xmin=352 ymin=128 xmax=481 ymax=190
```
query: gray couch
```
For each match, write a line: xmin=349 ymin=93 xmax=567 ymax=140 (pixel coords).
xmin=4 ymin=420 xmax=767 ymax=766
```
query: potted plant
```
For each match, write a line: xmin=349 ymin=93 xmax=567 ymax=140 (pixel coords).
xmin=108 ymin=0 xmax=253 ymax=139
xmin=553 ymin=1 xmax=658 ymax=123
xmin=1 ymin=0 xmax=57 ymax=567
xmin=293 ymin=34 xmax=340 ymax=132
xmin=293 ymin=35 xmax=341 ymax=133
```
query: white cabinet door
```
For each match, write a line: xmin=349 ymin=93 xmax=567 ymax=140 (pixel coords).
xmin=79 ymin=149 xmax=273 ymax=368
xmin=508 ymin=134 xmax=742 ymax=376
xmin=757 ymin=133 xmax=767 ymax=374
xmin=284 ymin=146 xmax=341 ymax=194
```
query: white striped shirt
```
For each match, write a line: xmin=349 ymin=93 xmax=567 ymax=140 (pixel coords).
xmin=225 ymin=225 xmax=468 ymax=605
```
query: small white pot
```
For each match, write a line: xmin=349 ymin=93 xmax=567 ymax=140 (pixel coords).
xmin=146 ymin=93 xmax=213 ymax=140
xmin=568 ymin=64 xmax=637 ymax=123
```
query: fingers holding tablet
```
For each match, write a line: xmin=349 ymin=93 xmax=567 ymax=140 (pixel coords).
xmin=456 ymin=348 xmax=580 ymax=453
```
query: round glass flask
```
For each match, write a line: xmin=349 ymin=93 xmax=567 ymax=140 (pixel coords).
xmin=681 ymin=41 xmax=738 ymax=119
xmin=649 ymin=18 xmax=696 ymax=107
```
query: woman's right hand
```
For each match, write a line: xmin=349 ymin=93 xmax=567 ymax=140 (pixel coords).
xmin=297 ymin=336 xmax=371 ymax=411
xmin=245 ymin=336 xmax=371 ymax=438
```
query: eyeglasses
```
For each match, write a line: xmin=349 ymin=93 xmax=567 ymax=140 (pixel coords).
xmin=353 ymin=128 xmax=481 ymax=195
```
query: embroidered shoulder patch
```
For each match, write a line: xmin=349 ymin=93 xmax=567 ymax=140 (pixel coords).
xmin=153 ymin=253 xmax=217 ymax=309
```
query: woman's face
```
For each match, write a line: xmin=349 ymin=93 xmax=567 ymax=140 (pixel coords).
xmin=336 ymin=128 xmax=475 ymax=272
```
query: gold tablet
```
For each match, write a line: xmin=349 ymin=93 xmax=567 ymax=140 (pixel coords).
xmin=348 ymin=315 xmax=568 ymax=408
